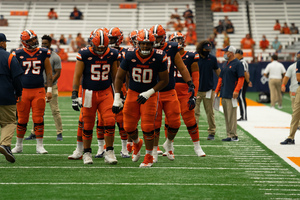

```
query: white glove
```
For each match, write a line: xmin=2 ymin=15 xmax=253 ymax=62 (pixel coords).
xmin=137 ymin=88 xmax=155 ymax=104
xmin=112 ymin=93 xmax=123 ymax=114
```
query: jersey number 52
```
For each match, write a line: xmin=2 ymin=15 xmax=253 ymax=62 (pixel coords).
xmin=91 ymin=64 xmax=110 ymax=81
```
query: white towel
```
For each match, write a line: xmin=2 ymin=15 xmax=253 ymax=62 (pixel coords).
xmin=213 ymin=96 xmax=220 ymax=111
xmin=232 ymin=98 xmax=238 ymax=108
xmin=83 ymin=89 xmax=93 ymax=108
xmin=205 ymin=89 xmax=212 ymax=99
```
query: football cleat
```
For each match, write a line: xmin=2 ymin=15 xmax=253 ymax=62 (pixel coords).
xmin=68 ymin=149 xmax=83 ymax=160
xmin=95 ymin=146 xmax=105 ymax=158
xmin=132 ymin=138 xmax=143 ymax=162
xmin=104 ymin=150 xmax=118 ymax=164
xmin=120 ymin=150 xmax=130 ymax=158
xmin=0 ymin=145 xmax=16 ymax=163
xmin=83 ymin=152 xmax=93 ymax=164
xmin=56 ymin=133 xmax=63 ymax=141
xmin=157 ymin=146 xmax=163 ymax=155
xmin=194 ymin=146 xmax=206 ymax=157
xmin=163 ymin=140 xmax=175 ymax=161
xmin=139 ymin=154 xmax=154 ymax=168
xmin=153 ymin=148 xmax=158 ymax=163
xmin=11 ymin=145 xmax=23 ymax=154
xmin=36 ymin=146 xmax=48 ymax=154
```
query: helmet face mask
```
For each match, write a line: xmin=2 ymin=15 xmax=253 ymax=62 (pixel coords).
xmin=150 ymin=24 xmax=166 ymax=48
xmin=154 ymin=36 xmax=164 ymax=47
xmin=21 ymin=30 xmax=39 ymax=50
xmin=169 ymin=32 xmax=186 ymax=49
xmin=138 ymin=41 xmax=153 ymax=56
xmin=91 ymin=30 xmax=109 ymax=55
xmin=136 ymin=29 xmax=155 ymax=56
xmin=108 ymin=27 xmax=123 ymax=48
xmin=108 ymin=36 xmax=118 ymax=47
xmin=93 ymin=45 xmax=107 ymax=55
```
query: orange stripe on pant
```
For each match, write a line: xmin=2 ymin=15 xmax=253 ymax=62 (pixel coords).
xmin=123 ymin=89 xmax=158 ymax=133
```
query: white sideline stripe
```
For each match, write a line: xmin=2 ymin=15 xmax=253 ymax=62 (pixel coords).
xmin=0 ymin=182 xmax=276 ymax=187
xmin=265 ymin=193 xmax=300 ymax=196
xmin=260 ymin=188 xmax=300 ymax=192
xmin=0 ymin=166 xmax=290 ymax=170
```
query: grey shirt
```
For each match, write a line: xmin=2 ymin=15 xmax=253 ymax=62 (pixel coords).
xmin=44 ymin=50 xmax=62 ymax=85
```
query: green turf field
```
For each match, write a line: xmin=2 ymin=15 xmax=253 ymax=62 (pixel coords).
xmin=0 ymin=92 xmax=299 ymax=199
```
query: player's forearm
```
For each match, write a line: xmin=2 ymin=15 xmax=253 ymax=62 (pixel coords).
xmin=114 ymin=77 xmax=124 ymax=93
xmin=153 ymin=79 xmax=168 ymax=92
xmin=46 ymin=73 xmax=53 ymax=87
xmin=282 ymin=76 xmax=289 ymax=86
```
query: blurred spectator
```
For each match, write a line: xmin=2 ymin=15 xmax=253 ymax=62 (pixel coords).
xmin=48 ymin=8 xmax=58 ymax=20
xmin=240 ymin=33 xmax=255 ymax=49
xmin=66 ymin=34 xmax=76 ymax=52
xmin=222 ymin=16 xmax=230 ymax=28
xmin=214 ymin=20 xmax=224 ymax=35
xmin=223 ymin=0 xmax=232 ymax=12
xmin=59 ymin=34 xmax=66 ymax=45
xmin=49 ymin=34 xmax=58 ymax=45
xmin=173 ymin=18 xmax=184 ymax=32
xmin=0 ymin=15 xmax=8 ymax=26
xmin=272 ymin=36 xmax=282 ymax=53
xmin=66 ymin=34 xmax=73 ymax=45
xmin=273 ymin=19 xmax=281 ymax=31
xmin=166 ymin=8 xmax=180 ymax=31
xmin=259 ymin=35 xmax=269 ymax=51
xmin=70 ymin=7 xmax=83 ymax=20
xmin=211 ymin=0 xmax=222 ymax=12
xmin=171 ymin=8 xmax=180 ymax=19
xmin=231 ymin=0 xmax=239 ymax=12
xmin=223 ymin=31 xmax=230 ymax=48
xmin=281 ymin=22 xmax=290 ymax=34
xmin=185 ymin=20 xmax=197 ymax=45
xmin=183 ymin=4 xmax=193 ymax=20
xmin=226 ymin=20 xmax=234 ymax=34
xmin=57 ymin=48 xmax=68 ymax=61
xmin=208 ymin=34 xmax=217 ymax=55
xmin=290 ymin=23 xmax=299 ymax=34
xmin=75 ymin=33 xmax=86 ymax=51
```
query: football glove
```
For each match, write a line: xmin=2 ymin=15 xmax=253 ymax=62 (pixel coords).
xmin=112 ymin=93 xmax=123 ymax=114
xmin=71 ymin=91 xmax=82 ymax=111
xmin=187 ymin=81 xmax=195 ymax=97
xmin=188 ymin=95 xmax=197 ymax=110
xmin=137 ymin=88 xmax=155 ymax=104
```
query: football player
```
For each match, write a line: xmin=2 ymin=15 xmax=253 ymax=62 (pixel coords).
xmin=149 ymin=24 xmax=195 ymax=161
xmin=72 ymin=30 xmax=119 ymax=164
xmin=164 ymin=32 xmax=205 ymax=158
xmin=12 ymin=30 xmax=53 ymax=154
xmin=112 ymin=29 xmax=169 ymax=168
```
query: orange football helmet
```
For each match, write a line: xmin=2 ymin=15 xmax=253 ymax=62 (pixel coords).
xmin=89 ymin=28 xmax=108 ymax=46
xmin=129 ymin=30 xmax=138 ymax=48
xmin=108 ymin=27 xmax=123 ymax=47
xmin=150 ymin=24 xmax=166 ymax=47
xmin=137 ymin=29 xmax=155 ymax=56
xmin=20 ymin=30 xmax=39 ymax=50
xmin=169 ymin=32 xmax=186 ymax=48
xmin=91 ymin=29 xmax=109 ymax=55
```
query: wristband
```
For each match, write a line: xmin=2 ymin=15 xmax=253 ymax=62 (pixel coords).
xmin=281 ymin=84 xmax=285 ymax=87
xmin=47 ymin=87 xmax=52 ymax=93
xmin=115 ymin=93 xmax=121 ymax=100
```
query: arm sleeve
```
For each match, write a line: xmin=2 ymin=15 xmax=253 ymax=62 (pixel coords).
xmin=234 ymin=77 xmax=245 ymax=93
xmin=192 ymin=70 xmax=199 ymax=96
xmin=215 ymin=77 xmax=222 ymax=93
xmin=12 ymin=74 xmax=23 ymax=97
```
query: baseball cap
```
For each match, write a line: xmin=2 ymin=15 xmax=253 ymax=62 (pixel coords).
xmin=221 ymin=45 xmax=236 ymax=53
xmin=203 ymin=43 xmax=212 ymax=50
xmin=0 ymin=33 xmax=10 ymax=42
xmin=235 ymin=49 xmax=243 ymax=55
xmin=297 ymin=51 xmax=300 ymax=55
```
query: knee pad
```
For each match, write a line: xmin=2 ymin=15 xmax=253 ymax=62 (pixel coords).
xmin=83 ymin=129 xmax=93 ymax=140
xmin=34 ymin=122 xmax=44 ymax=138
xmin=104 ymin=126 xmax=115 ymax=137
xmin=143 ymin=131 xmax=154 ymax=141
xmin=168 ymin=127 xmax=179 ymax=135
xmin=96 ymin=126 xmax=105 ymax=139
xmin=187 ymin=123 xmax=198 ymax=134
xmin=17 ymin=123 xmax=27 ymax=137
xmin=154 ymin=128 xmax=160 ymax=138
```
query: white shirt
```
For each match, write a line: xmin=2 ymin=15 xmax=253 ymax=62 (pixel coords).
xmin=240 ymin=58 xmax=249 ymax=72
xmin=264 ymin=60 xmax=286 ymax=79
xmin=285 ymin=62 xmax=299 ymax=93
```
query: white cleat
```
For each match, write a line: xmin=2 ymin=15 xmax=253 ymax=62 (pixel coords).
xmin=139 ymin=154 xmax=154 ymax=168
xmin=36 ymin=146 xmax=48 ymax=154
xmin=163 ymin=140 xmax=175 ymax=161
xmin=194 ymin=146 xmax=206 ymax=157
xmin=11 ymin=145 xmax=23 ymax=154
xmin=68 ymin=149 xmax=83 ymax=160
xmin=153 ymin=148 xmax=158 ymax=163
xmin=157 ymin=146 xmax=163 ymax=155
xmin=95 ymin=148 xmax=105 ymax=158
xmin=104 ymin=150 xmax=118 ymax=164
xmin=83 ymin=152 xmax=93 ymax=164
xmin=120 ymin=149 xmax=130 ymax=158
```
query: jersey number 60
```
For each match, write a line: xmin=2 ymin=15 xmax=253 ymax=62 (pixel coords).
xmin=132 ymin=68 xmax=153 ymax=83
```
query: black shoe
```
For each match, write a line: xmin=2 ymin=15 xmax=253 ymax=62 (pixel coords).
xmin=237 ymin=118 xmax=247 ymax=121
xmin=280 ymin=138 xmax=295 ymax=145
xmin=207 ymin=134 xmax=215 ymax=140
xmin=25 ymin=133 xmax=36 ymax=140
xmin=56 ymin=133 xmax=63 ymax=141
xmin=222 ymin=137 xmax=232 ymax=141
xmin=231 ymin=136 xmax=239 ymax=141
xmin=0 ymin=145 xmax=15 ymax=163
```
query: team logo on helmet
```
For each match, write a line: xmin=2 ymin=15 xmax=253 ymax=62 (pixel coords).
xmin=20 ymin=30 xmax=39 ymax=50
xmin=108 ymin=27 xmax=123 ymax=47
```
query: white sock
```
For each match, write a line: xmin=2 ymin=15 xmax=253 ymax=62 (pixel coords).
xmin=121 ymin=139 xmax=127 ymax=151
xmin=193 ymin=141 xmax=200 ymax=148
xmin=16 ymin=137 xmax=23 ymax=146
xmin=97 ymin=139 xmax=104 ymax=147
xmin=166 ymin=138 xmax=172 ymax=145
xmin=77 ymin=141 xmax=83 ymax=151
xmin=36 ymin=138 xmax=43 ymax=147
xmin=146 ymin=149 xmax=153 ymax=155
xmin=133 ymin=138 xmax=139 ymax=144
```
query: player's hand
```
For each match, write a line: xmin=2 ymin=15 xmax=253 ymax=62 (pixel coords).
xmin=16 ymin=96 xmax=22 ymax=103
xmin=72 ymin=91 xmax=82 ymax=111
xmin=137 ymin=88 xmax=155 ymax=104
xmin=281 ymin=85 xmax=286 ymax=92
xmin=248 ymin=81 xmax=253 ymax=87
xmin=188 ymin=95 xmax=196 ymax=110
xmin=112 ymin=93 xmax=123 ymax=114
xmin=187 ymin=81 xmax=195 ymax=97
xmin=46 ymin=92 xmax=52 ymax=102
